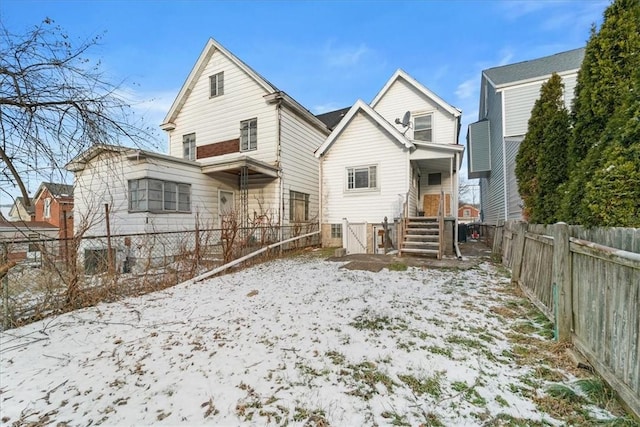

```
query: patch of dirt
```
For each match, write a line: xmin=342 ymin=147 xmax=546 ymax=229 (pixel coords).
xmin=327 ymin=241 xmax=493 ymax=272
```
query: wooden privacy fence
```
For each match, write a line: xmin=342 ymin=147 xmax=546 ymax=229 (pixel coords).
xmin=494 ymin=221 xmax=640 ymax=418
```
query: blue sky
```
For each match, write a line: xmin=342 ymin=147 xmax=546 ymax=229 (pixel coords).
xmin=0 ymin=0 xmax=608 ymax=209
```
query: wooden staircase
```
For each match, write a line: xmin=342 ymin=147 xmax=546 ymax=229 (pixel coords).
xmin=400 ymin=217 xmax=441 ymax=258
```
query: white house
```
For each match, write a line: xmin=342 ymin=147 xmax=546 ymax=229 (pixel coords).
xmin=160 ymin=37 xmax=330 ymax=230
xmin=315 ymin=70 xmax=463 ymax=257
xmin=69 ymin=38 xmax=330 ymax=239
xmin=467 ymin=48 xmax=584 ymax=223
xmin=68 ymin=38 xmax=331 ymax=273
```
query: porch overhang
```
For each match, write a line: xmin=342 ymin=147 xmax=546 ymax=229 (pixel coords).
xmin=201 ymin=155 xmax=279 ymax=179
xmin=410 ymin=142 xmax=464 ymax=168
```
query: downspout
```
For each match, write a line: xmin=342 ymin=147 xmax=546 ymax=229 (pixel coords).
xmin=318 ymin=154 xmax=323 ymax=242
xmin=276 ymin=97 xmax=283 ymax=242
xmin=501 ymin=91 xmax=508 ymax=220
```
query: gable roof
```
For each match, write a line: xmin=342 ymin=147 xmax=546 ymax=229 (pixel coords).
xmin=315 ymin=99 xmax=414 ymax=158
xmin=160 ymin=38 xmax=329 ymax=135
xmin=162 ymin=38 xmax=277 ymax=128
xmin=315 ymin=107 xmax=350 ymax=130
xmin=33 ymin=182 xmax=73 ymax=201
xmin=370 ymin=69 xmax=461 ymax=117
xmin=11 ymin=197 xmax=35 ymax=215
xmin=484 ymin=47 xmax=585 ymax=88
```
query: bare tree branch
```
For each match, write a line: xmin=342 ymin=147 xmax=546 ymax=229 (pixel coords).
xmin=0 ymin=18 xmax=157 ymax=209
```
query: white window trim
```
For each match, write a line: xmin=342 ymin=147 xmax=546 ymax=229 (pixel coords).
xmin=345 ymin=164 xmax=378 ymax=192
xmin=183 ymin=133 xmax=196 ymax=161
xmin=128 ymin=178 xmax=191 ymax=213
xmin=43 ymin=198 xmax=51 ymax=219
xmin=240 ymin=118 xmax=258 ymax=151
xmin=289 ymin=190 xmax=310 ymax=222
xmin=413 ymin=112 xmax=434 ymax=143
xmin=209 ymin=71 xmax=224 ymax=98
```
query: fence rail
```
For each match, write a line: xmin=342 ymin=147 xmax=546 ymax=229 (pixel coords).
xmin=1 ymin=223 xmax=320 ymax=330
xmin=494 ymin=220 xmax=640 ymax=418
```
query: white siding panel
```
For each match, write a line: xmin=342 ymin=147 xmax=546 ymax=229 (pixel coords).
xmin=373 ymin=78 xmax=458 ymax=145
xmin=504 ymin=73 xmax=578 ymax=137
xmin=167 ymin=49 xmax=278 ymax=165
xmin=503 ymin=82 xmax=543 ymax=137
xmin=279 ymin=107 xmax=326 ymax=224
xmin=74 ymin=152 xmax=220 ymax=237
xmin=321 ymin=112 xmax=409 ymax=224
xmin=563 ymin=74 xmax=578 ymax=110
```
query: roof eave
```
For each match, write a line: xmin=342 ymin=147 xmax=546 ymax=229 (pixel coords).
xmin=316 ymin=100 xmax=414 ymax=158
xmin=371 ymin=69 xmax=461 ymax=117
xmin=162 ymin=38 xmax=278 ymax=128
xmin=493 ymin=68 xmax=581 ymax=91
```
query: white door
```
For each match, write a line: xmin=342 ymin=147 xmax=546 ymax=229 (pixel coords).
xmin=218 ymin=190 xmax=234 ymax=228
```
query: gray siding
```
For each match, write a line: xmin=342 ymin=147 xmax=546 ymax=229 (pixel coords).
xmin=479 ymin=78 xmax=505 ymax=224
xmin=505 ymin=137 xmax=524 ymax=220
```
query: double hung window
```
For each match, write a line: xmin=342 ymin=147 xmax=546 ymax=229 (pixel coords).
xmin=347 ymin=165 xmax=377 ymax=191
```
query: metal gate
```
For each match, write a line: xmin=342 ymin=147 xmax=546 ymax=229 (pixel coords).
xmin=344 ymin=221 xmax=367 ymax=254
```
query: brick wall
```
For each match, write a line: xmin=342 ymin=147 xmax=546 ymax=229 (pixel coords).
xmin=197 ymin=139 xmax=240 ymax=159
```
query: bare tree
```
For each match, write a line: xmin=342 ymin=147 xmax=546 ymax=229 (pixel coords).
xmin=0 ymin=18 xmax=156 ymax=209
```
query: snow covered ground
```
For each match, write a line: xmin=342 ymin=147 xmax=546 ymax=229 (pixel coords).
xmin=0 ymin=254 xmax=623 ymax=426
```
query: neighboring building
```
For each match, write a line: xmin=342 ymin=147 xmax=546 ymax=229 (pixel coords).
xmin=32 ymin=182 xmax=74 ymax=239
xmin=467 ymin=48 xmax=584 ymax=224
xmin=458 ymin=204 xmax=480 ymax=223
xmin=0 ymin=220 xmax=59 ymax=262
xmin=8 ymin=197 xmax=34 ymax=222
xmin=70 ymin=37 xmax=330 ymax=242
xmin=316 ymin=69 xmax=464 ymax=256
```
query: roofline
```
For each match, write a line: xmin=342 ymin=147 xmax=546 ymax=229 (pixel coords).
xmin=370 ymin=69 xmax=461 ymax=117
xmin=66 ymin=144 xmax=201 ymax=172
xmin=315 ymin=99 xmax=415 ymax=158
xmin=485 ymin=67 xmax=581 ymax=91
xmin=264 ymin=91 xmax=331 ymax=135
xmin=411 ymin=141 xmax=465 ymax=153
xmin=33 ymin=182 xmax=73 ymax=203
xmin=161 ymin=37 xmax=277 ymax=128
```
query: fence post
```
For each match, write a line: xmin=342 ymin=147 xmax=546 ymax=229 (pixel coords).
xmin=492 ymin=220 xmax=504 ymax=259
xmin=383 ymin=216 xmax=389 ymax=254
xmin=105 ymin=203 xmax=114 ymax=275
xmin=511 ymin=221 xmax=528 ymax=284
xmin=552 ymin=222 xmax=572 ymax=342
xmin=195 ymin=213 xmax=200 ymax=269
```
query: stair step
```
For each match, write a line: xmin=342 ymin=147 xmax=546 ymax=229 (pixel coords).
xmin=407 ymin=223 xmax=439 ymax=228
xmin=404 ymin=228 xmax=439 ymax=236
xmin=403 ymin=241 xmax=439 ymax=248
xmin=401 ymin=248 xmax=440 ymax=255
xmin=407 ymin=216 xmax=438 ymax=221
xmin=404 ymin=235 xmax=439 ymax=242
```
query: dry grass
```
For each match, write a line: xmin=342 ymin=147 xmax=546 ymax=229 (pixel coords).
xmin=487 ymin=264 xmax=636 ymax=425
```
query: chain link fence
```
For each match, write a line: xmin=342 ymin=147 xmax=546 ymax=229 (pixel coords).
xmin=1 ymin=222 xmax=319 ymax=330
